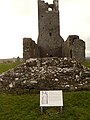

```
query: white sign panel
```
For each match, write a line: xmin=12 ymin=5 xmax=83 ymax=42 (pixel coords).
xmin=40 ymin=90 xmax=63 ymax=107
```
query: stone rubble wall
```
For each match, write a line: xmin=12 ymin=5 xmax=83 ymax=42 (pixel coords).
xmin=23 ymin=38 xmax=40 ymax=61
xmin=62 ymin=35 xmax=85 ymax=63
xmin=0 ymin=57 xmax=90 ymax=94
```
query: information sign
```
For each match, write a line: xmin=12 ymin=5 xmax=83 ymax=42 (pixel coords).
xmin=40 ymin=90 xmax=63 ymax=107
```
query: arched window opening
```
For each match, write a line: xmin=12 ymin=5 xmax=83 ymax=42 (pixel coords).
xmin=48 ymin=7 xmax=52 ymax=11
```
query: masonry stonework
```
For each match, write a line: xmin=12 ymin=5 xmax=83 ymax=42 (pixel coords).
xmin=23 ymin=0 xmax=85 ymax=63
xmin=37 ymin=0 xmax=64 ymax=57
xmin=23 ymin=38 xmax=40 ymax=61
xmin=62 ymin=35 xmax=85 ymax=62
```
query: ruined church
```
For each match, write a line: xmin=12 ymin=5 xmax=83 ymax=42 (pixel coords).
xmin=23 ymin=0 xmax=85 ymax=62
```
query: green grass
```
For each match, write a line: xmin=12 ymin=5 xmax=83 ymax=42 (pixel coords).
xmin=0 ymin=60 xmax=90 ymax=119
xmin=83 ymin=59 xmax=90 ymax=68
xmin=0 ymin=61 xmax=22 ymax=74
xmin=0 ymin=91 xmax=90 ymax=120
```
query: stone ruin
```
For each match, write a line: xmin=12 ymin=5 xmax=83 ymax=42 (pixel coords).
xmin=0 ymin=0 xmax=88 ymax=94
xmin=23 ymin=0 xmax=85 ymax=63
xmin=0 ymin=57 xmax=90 ymax=94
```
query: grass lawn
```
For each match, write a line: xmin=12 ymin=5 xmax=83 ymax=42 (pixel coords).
xmin=83 ymin=59 xmax=90 ymax=68
xmin=0 ymin=61 xmax=22 ymax=74
xmin=0 ymin=60 xmax=90 ymax=119
xmin=0 ymin=91 xmax=90 ymax=120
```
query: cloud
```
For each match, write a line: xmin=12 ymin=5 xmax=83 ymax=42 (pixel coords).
xmin=86 ymin=50 xmax=90 ymax=57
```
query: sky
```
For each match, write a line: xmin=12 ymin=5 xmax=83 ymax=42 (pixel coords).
xmin=0 ymin=0 xmax=90 ymax=59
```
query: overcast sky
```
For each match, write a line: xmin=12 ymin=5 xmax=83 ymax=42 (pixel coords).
xmin=0 ymin=0 xmax=90 ymax=59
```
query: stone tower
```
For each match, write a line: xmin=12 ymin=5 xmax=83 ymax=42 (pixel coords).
xmin=37 ymin=0 xmax=64 ymax=57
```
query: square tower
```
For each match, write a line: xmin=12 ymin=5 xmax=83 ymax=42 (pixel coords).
xmin=37 ymin=0 xmax=64 ymax=57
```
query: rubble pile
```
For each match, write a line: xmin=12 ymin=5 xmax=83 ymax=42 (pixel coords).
xmin=0 ymin=57 xmax=90 ymax=93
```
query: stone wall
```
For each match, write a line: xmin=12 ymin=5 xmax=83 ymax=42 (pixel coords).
xmin=0 ymin=57 xmax=90 ymax=94
xmin=23 ymin=38 xmax=40 ymax=61
xmin=63 ymin=35 xmax=85 ymax=62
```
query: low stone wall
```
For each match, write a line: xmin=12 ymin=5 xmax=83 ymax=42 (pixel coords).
xmin=0 ymin=57 xmax=90 ymax=94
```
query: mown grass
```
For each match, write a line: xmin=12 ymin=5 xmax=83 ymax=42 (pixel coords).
xmin=0 ymin=60 xmax=90 ymax=119
xmin=83 ymin=59 xmax=90 ymax=68
xmin=0 ymin=61 xmax=22 ymax=74
xmin=0 ymin=91 xmax=90 ymax=120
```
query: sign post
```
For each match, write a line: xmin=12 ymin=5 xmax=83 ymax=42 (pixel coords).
xmin=40 ymin=90 xmax=63 ymax=113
